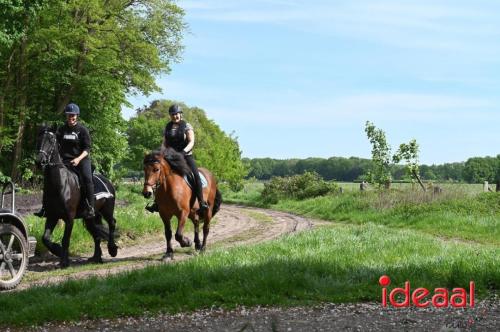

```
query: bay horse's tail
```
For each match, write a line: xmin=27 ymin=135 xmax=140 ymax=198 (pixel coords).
xmin=212 ymin=189 xmax=222 ymax=217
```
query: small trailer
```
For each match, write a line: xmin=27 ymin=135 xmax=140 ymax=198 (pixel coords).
xmin=0 ymin=181 xmax=37 ymax=290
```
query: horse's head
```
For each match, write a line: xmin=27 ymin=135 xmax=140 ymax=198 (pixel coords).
xmin=143 ymin=152 xmax=164 ymax=198
xmin=36 ymin=126 xmax=58 ymax=169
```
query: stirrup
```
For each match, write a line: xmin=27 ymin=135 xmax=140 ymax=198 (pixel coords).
xmin=34 ymin=207 xmax=46 ymax=218
xmin=83 ymin=206 xmax=95 ymax=219
xmin=145 ymin=202 xmax=159 ymax=213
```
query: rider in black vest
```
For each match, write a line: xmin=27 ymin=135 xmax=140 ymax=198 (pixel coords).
xmin=146 ymin=104 xmax=209 ymax=215
xmin=35 ymin=103 xmax=95 ymax=218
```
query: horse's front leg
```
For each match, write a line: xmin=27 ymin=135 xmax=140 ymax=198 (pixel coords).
xmin=60 ymin=219 xmax=74 ymax=268
xmin=159 ymin=212 xmax=174 ymax=260
xmin=42 ymin=217 xmax=62 ymax=258
xmin=174 ymin=211 xmax=192 ymax=248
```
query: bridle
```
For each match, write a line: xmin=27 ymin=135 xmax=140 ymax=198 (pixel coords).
xmin=38 ymin=131 xmax=61 ymax=168
xmin=143 ymin=155 xmax=174 ymax=192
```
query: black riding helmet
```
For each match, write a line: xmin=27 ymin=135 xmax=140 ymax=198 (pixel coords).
xmin=168 ymin=104 xmax=182 ymax=115
xmin=64 ymin=103 xmax=80 ymax=115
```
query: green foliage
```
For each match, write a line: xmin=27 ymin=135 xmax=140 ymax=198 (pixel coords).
xmin=365 ymin=122 xmax=424 ymax=188
xmin=261 ymin=171 xmax=338 ymax=204
xmin=364 ymin=121 xmax=392 ymax=187
xmin=0 ymin=0 xmax=186 ymax=181
xmin=124 ymin=100 xmax=247 ymax=190
xmin=463 ymin=155 xmax=500 ymax=183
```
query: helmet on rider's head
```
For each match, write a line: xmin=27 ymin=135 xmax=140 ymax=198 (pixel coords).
xmin=168 ymin=104 xmax=182 ymax=115
xmin=64 ymin=103 xmax=80 ymax=115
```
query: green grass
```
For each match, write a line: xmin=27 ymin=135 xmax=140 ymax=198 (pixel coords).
xmin=223 ymin=181 xmax=500 ymax=245
xmin=0 ymin=223 xmax=498 ymax=326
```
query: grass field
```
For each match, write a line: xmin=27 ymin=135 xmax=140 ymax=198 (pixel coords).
xmin=0 ymin=222 xmax=498 ymax=326
xmin=223 ymin=181 xmax=499 ymax=245
xmin=0 ymin=180 xmax=498 ymax=327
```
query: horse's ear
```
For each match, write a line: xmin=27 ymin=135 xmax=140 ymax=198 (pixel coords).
xmin=50 ymin=123 xmax=58 ymax=132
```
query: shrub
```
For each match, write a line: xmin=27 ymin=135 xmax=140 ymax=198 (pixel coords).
xmin=261 ymin=171 xmax=338 ymax=203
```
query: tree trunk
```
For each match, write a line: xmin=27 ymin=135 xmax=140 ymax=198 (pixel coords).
xmin=10 ymin=36 xmax=28 ymax=181
xmin=0 ymin=49 xmax=16 ymax=155
xmin=411 ymin=169 xmax=426 ymax=192
xmin=496 ymin=180 xmax=500 ymax=192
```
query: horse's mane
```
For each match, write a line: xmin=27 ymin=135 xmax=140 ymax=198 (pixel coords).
xmin=144 ymin=148 xmax=191 ymax=176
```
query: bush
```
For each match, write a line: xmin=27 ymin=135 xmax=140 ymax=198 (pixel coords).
xmin=261 ymin=172 xmax=338 ymax=203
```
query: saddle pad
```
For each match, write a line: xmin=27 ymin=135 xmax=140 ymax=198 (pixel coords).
xmin=93 ymin=174 xmax=113 ymax=200
xmin=183 ymin=172 xmax=208 ymax=189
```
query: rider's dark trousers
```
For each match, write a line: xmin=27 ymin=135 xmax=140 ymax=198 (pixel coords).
xmin=77 ymin=157 xmax=94 ymax=209
xmin=185 ymin=154 xmax=204 ymax=204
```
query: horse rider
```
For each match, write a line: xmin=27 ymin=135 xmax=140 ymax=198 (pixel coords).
xmin=146 ymin=104 xmax=209 ymax=215
xmin=35 ymin=103 xmax=95 ymax=218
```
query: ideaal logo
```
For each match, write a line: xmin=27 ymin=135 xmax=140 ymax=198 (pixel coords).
xmin=379 ymin=275 xmax=475 ymax=308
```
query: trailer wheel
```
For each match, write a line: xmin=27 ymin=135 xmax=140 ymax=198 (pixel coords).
xmin=0 ymin=224 xmax=29 ymax=290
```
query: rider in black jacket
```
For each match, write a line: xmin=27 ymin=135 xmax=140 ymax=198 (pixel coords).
xmin=146 ymin=104 xmax=209 ymax=215
xmin=35 ymin=103 xmax=95 ymax=218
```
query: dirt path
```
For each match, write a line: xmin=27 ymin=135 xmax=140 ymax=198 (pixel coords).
xmin=17 ymin=204 xmax=318 ymax=290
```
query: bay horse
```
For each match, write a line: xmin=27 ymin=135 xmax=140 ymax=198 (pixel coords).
xmin=143 ymin=148 xmax=222 ymax=259
xmin=35 ymin=127 xmax=118 ymax=267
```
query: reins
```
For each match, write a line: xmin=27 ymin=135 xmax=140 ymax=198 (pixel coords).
xmin=39 ymin=131 xmax=63 ymax=168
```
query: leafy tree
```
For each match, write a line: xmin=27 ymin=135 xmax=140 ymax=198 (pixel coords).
xmin=463 ymin=156 xmax=498 ymax=183
xmin=125 ymin=100 xmax=247 ymax=190
xmin=0 ymin=0 xmax=185 ymax=181
xmin=364 ymin=121 xmax=392 ymax=188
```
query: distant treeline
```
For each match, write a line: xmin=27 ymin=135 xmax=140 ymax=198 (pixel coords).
xmin=243 ymin=155 xmax=500 ymax=183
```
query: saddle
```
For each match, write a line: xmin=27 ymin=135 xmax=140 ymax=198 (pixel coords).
xmin=184 ymin=171 xmax=208 ymax=189
xmin=65 ymin=166 xmax=113 ymax=200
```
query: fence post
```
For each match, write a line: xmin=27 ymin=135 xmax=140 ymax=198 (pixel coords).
xmin=483 ymin=181 xmax=489 ymax=192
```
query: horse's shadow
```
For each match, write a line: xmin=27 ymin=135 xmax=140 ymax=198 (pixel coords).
xmin=28 ymin=249 xmax=196 ymax=273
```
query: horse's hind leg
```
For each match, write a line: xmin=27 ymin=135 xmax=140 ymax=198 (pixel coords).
xmin=84 ymin=217 xmax=103 ymax=264
xmin=42 ymin=217 xmax=63 ymax=258
xmin=100 ymin=202 xmax=118 ymax=257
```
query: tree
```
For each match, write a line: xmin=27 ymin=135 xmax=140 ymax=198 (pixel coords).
xmin=463 ymin=156 xmax=498 ymax=184
xmin=0 ymin=0 xmax=186 ymax=181
xmin=393 ymin=139 xmax=425 ymax=191
xmin=364 ymin=121 xmax=392 ymax=188
xmin=365 ymin=121 xmax=424 ymax=190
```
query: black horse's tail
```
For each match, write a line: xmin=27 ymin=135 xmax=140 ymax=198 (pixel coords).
xmin=84 ymin=214 xmax=110 ymax=241
xmin=212 ymin=189 xmax=222 ymax=217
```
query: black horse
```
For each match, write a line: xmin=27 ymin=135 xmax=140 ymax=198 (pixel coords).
xmin=35 ymin=127 xmax=118 ymax=267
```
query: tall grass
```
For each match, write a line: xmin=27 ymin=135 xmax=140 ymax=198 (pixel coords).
xmin=222 ymin=181 xmax=500 ymax=245
xmin=1 ymin=223 xmax=498 ymax=326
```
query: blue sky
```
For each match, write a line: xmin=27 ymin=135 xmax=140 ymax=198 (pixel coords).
xmin=123 ymin=0 xmax=500 ymax=165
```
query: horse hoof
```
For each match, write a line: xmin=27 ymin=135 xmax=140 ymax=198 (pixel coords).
xmin=108 ymin=243 xmax=118 ymax=257
xmin=195 ymin=243 xmax=202 ymax=251
xmin=180 ymin=238 xmax=192 ymax=248
xmin=162 ymin=252 xmax=174 ymax=261
xmin=87 ymin=256 xmax=103 ymax=264
xmin=59 ymin=261 xmax=70 ymax=269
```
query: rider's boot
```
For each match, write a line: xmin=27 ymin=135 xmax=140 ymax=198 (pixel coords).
xmin=145 ymin=202 xmax=159 ymax=213
xmin=82 ymin=184 xmax=95 ymax=218
xmin=34 ymin=207 xmax=46 ymax=217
